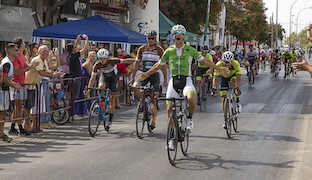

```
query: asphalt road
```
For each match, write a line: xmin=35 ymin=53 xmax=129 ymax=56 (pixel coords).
xmin=1 ymin=56 xmax=312 ymax=180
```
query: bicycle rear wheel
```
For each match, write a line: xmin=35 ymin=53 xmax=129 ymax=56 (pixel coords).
xmin=136 ymin=101 xmax=145 ymax=139
xmin=224 ymin=98 xmax=232 ymax=138
xmin=51 ymin=98 xmax=69 ymax=125
xmin=167 ymin=114 xmax=178 ymax=165
xmin=88 ymin=99 xmax=101 ymax=137
xmin=180 ymin=113 xmax=189 ymax=156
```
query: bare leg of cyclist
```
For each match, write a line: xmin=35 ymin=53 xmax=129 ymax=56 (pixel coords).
xmin=132 ymin=82 xmax=142 ymax=100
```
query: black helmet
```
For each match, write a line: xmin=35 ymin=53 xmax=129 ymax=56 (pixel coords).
xmin=147 ymin=30 xmax=157 ymax=37
xmin=202 ymin=45 xmax=209 ymax=51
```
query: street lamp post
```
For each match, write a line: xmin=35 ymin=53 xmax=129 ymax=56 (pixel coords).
xmin=296 ymin=7 xmax=312 ymax=46
xmin=289 ymin=0 xmax=299 ymax=48
xmin=276 ymin=0 xmax=278 ymax=48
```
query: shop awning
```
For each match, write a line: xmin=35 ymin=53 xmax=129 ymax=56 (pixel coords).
xmin=0 ymin=5 xmax=36 ymax=42
xmin=159 ymin=11 xmax=198 ymax=42
xmin=33 ymin=15 xmax=147 ymax=44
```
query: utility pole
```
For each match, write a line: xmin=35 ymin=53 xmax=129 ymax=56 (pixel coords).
xmin=271 ymin=13 xmax=274 ymax=48
xmin=275 ymin=0 xmax=278 ymax=48
xmin=204 ymin=0 xmax=211 ymax=46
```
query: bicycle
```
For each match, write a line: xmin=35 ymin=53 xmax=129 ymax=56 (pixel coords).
xmin=272 ymin=61 xmax=280 ymax=79
xmin=86 ymin=87 xmax=111 ymax=137
xmin=219 ymin=84 xmax=240 ymax=138
xmin=158 ymin=92 xmax=190 ymax=165
xmin=50 ymin=82 xmax=69 ymax=125
xmin=132 ymin=86 xmax=156 ymax=139
xmin=198 ymin=74 xmax=210 ymax=112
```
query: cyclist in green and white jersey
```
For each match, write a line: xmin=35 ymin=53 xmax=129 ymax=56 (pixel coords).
xmin=138 ymin=24 xmax=229 ymax=130
xmin=196 ymin=45 xmax=213 ymax=104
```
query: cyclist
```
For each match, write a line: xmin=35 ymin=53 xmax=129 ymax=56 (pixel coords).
xmin=245 ymin=44 xmax=257 ymax=84
xmin=212 ymin=51 xmax=241 ymax=129
xmin=281 ymin=50 xmax=292 ymax=78
xmin=271 ymin=49 xmax=281 ymax=75
xmin=260 ymin=49 xmax=268 ymax=71
xmin=209 ymin=50 xmax=218 ymax=63
xmin=130 ymin=30 xmax=167 ymax=130
xmin=196 ymin=45 xmax=213 ymax=104
xmin=86 ymin=48 xmax=134 ymax=130
xmin=138 ymin=24 xmax=229 ymax=132
xmin=290 ymin=48 xmax=298 ymax=75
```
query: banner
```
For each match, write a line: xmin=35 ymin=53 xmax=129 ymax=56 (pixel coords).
xmin=129 ymin=1 xmax=159 ymax=40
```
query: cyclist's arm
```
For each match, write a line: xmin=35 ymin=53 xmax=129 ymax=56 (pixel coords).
xmin=201 ymin=58 xmax=228 ymax=76
xmin=88 ymin=73 xmax=97 ymax=89
xmin=161 ymin=65 xmax=167 ymax=83
xmin=145 ymin=62 xmax=163 ymax=77
xmin=130 ymin=60 xmax=140 ymax=81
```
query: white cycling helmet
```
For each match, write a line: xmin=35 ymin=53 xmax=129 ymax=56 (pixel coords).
xmin=171 ymin=24 xmax=186 ymax=34
xmin=209 ymin=50 xmax=216 ymax=56
xmin=222 ymin=51 xmax=234 ymax=62
xmin=97 ymin=48 xmax=109 ymax=59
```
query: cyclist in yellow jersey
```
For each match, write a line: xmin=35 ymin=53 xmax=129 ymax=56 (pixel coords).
xmin=212 ymin=51 xmax=241 ymax=129
xmin=196 ymin=45 xmax=213 ymax=104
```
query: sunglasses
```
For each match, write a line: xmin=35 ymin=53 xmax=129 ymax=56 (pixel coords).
xmin=44 ymin=43 xmax=50 ymax=46
xmin=173 ymin=31 xmax=184 ymax=35
xmin=148 ymin=37 xmax=155 ymax=40
xmin=202 ymin=50 xmax=208 ymax=53
xmin=223 ymin=61 xmax=231 ymax=63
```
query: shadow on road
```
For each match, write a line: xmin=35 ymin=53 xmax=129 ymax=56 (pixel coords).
xmin=172 ymin=153 xmax=297 ymax=171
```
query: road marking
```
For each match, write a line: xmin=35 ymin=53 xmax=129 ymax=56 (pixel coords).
xmin=241 ymin=103 xmax=266 ymax=114
xmin=279 ymin=104 xmax=303 ymax=114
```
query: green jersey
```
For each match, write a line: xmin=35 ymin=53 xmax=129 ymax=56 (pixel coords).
xmin=159 ymin=44 xmax=204 ymax=77
xmin=198 ymin=52 xmax=213 ymax=68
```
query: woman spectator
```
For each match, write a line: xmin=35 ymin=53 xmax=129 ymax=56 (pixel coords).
xmin=75 ymin=51 xmax=96 ymax=116
xmin=25 ymin=42 xmax=39 ymax=64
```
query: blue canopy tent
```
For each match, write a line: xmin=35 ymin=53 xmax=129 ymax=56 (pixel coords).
xmin=32 ymin=15 xmax=147 ymax=44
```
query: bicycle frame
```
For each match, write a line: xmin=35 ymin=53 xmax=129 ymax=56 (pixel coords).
xmin=97 ymin=89 xmax=111 ymax=121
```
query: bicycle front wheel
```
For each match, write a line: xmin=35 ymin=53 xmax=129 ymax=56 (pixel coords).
xmin=147 ymin=99 xmax=154 ymax=133
xmin=180 ymin=114 xmax=189 ymax=156
xmin=88 ymin=99 xmax=101 ymax=137
xmin=136 ymin=101 xmax=145 ymax=139
xmin=167 ymin=114 xmax=178 ymax=165
xmin=199 ymin=84 xmax=205 ymax=112
xmin=51 ymin=98 xmax=69 ymax=125
xmin=224 ymin=98 xmax=232 ymax=138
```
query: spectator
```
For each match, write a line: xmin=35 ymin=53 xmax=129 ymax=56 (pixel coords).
xmin=130 ymin=46 xmax=139 ymax=58
xmin=24 ymin=45 xmax=64 ymax=130
xmin=59 ymin=49 xmax=70 ymax=74
xmin=166 ymin=30 xmax=175 ymax=46
xmin=0 ymin=43 xmax=21 ymax=142
xmin=90 ymin=43 xmax=98 ymax=53
xmin=9 ymin=37 xmax=38 ymax=136
xmin=66 ymin=34 xmax=89 ymax=116
xmin=75 ymin=51 xmax=96 ymax=116
xmin=25 ymin=42 xmax=39 ymax=64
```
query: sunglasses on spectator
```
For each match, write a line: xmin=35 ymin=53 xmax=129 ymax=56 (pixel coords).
xmin=148 ymin=37 xmax=155 ymax=40
xmin=173 ymin=31 xmax=184 ymax=35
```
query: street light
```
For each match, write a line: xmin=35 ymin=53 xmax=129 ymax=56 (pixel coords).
xmin=296 ymin=7 xmax=312 ymax=45
xmin=289 ymin=0 xmax=300 ymax=47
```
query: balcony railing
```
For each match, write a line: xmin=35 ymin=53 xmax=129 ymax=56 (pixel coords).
xmin=90 ymin=0 xmax=128 ymax=11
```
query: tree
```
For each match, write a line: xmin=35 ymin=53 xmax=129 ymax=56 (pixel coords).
xmin=159 ymin=0 xmax=224 ymax=33
xmin=285 ymin=28 xmax=309 ymax=48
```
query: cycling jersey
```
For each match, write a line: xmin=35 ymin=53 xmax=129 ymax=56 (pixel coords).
xmin=159 ymin=44 xmax=204 ymax=77
xmin=214 ymin=60 xmax=241 ymax=78
xmin=281 ymin=52 xmax=292 ymax=64
xmin=290 ymin=51 xmax=298 ymax=59
xmin=137 ymin=44 xmax=163 ymax=72
xmin=198 ymin=52 xmax=213 ymax=68
xmin=245 ymin=50 xmax=257 ymax=63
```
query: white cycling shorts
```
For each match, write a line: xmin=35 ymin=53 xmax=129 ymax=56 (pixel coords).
xmin=166 ymin=77 xmax=196 ymax=99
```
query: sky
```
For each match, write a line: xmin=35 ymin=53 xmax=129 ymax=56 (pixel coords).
xmin=263 ymin=0 xmax=312 ymax=39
